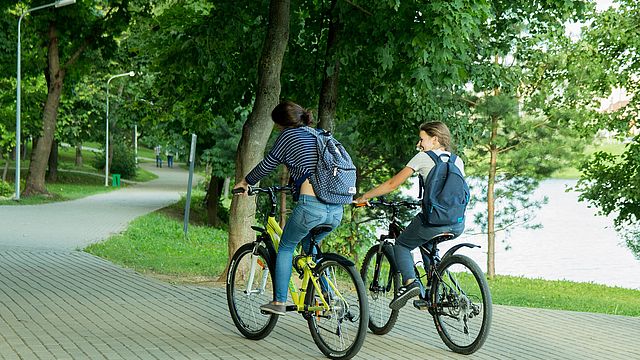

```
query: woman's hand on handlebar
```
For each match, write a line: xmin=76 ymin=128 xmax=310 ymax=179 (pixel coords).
xmin=232 ymin=179 xmax=249 ymax=196
xmin=352 ymin=196 xmax=370 ymax=207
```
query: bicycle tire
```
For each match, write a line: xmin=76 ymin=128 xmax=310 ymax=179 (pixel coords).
xmin=226 ymin=243 xmax=278 ymax=340
xmin=360 ymin=245 xmax=400 ymax=335
xmin=306 ymin=259 xmax=368 ymax=360
xmin=431 ymin=254 xmax=492 ymax=354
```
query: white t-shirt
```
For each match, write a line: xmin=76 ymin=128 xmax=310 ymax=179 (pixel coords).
xmin=405 ymin=150 xmax=465 ymax=180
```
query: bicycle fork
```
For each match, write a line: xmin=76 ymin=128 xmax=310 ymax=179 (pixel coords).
xmin=244 ymin=247 xmax=269 ymax=296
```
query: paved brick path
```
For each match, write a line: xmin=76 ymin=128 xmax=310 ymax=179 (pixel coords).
xmin=0 ymin=164 xmax=638 ymax=359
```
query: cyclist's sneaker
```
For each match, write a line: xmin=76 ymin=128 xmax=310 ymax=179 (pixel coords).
xmin=389 ymin=280 xmax=420 ymax=310
xmin=260 ymin=302 xmax=286 ymax=316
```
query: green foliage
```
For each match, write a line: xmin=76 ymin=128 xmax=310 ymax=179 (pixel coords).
xmin=321 ymin=206 xmax=377 ymax=264
xmin=0 ymin=180 xmax=12 ymax=197
xmin=93 ymin=142 xmax=137 ymax=179
xmin=564 ymin=1 xmax=640 ymax=256
xmin=575 ymin=140 xmax=640 ymax=228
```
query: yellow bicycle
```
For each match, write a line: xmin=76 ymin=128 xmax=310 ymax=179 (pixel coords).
xmin=226 ymin=185 xmax=368 ymax=360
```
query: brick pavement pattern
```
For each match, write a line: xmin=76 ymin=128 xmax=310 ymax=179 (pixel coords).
xmin=1 ymin=163 xmax=638 ymax=359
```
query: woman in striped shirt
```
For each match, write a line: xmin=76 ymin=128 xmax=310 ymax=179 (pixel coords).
xmin=233 ymin=101 xmax=344 ymax=315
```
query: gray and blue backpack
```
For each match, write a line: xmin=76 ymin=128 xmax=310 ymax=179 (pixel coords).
xmin=306 ymin=128 xmax=357 ymax=204
xmin=418 ymin=151 xmax=470 ymax=225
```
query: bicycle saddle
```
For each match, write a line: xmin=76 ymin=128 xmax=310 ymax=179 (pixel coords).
xmin=430 ymin=232 xmax=455 ymax=243
xmin=310 ymin=225 xmax=333 ymax=238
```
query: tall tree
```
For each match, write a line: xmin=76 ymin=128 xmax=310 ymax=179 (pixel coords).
xmin=227 ymin=0 xmax=290 ymax=266
xmin=461 ymin=0 xmax=590 ymax=278
xmin=19 ymin=0 xmax=148 ymax=196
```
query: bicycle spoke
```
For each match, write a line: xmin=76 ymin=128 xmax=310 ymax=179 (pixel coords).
xmin=361 ymin=246 xmax=399 ymax=335
xmin=307 ymin=260 xmax=367 ymax=359
xmin=227 ymin=244 xmax=278 ymax=340
xmin=432 ymin=254 xmax=491 ymax=355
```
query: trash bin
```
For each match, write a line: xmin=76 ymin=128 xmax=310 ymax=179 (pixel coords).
xmin=112 ymin=174 xmax=121 ymax=187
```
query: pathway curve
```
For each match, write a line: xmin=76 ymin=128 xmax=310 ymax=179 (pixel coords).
xmin=0 ymin=163 xmax=192 ymax=250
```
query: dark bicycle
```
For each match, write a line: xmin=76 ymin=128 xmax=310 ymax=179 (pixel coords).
xmin=358 ymin=198 xmax=492 ymax=355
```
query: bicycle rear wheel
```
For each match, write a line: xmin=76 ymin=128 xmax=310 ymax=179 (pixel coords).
xmin=226 ymin=243 xmax=278 ymax=340
xmin=360 ymin=245 xmax=399 ymax=335
xmin=431 ymin=254 xmax=492 ymax=354
xmin=306 ymin=259 xmax=368 ymax=360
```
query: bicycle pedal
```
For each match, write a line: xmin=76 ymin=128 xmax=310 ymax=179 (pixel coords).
xmin=413 ymin=299 xmax=430 ymax=310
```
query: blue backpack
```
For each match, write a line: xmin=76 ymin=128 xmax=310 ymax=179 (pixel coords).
xmin=306 ymin=128 xmax=357 ymax=204
xmin=418 ymin=151 xmax=470 ymax=225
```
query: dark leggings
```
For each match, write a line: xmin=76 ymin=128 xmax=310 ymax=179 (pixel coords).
xmin=393 ymin=214 xmax=464 ymax=283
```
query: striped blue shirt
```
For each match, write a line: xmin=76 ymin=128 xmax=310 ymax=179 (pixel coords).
xmin=245 ymin=127 xmax=319 ymax=197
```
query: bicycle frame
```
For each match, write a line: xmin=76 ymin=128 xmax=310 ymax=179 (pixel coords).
xmin=364 ymin=200 xmax=479 ymax=300
xmin=245 ymin=187 xmax=334 ymax=314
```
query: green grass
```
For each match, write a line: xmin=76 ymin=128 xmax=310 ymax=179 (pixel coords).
xmin=0 ymin=171 xmax=117 ymax=205
xmin=85 ymin=211 xmax=227 ymax=278
xmin=136 ymin=146 xmax=156 ymax=161
xmin=133 ymin=167 xmax=158 ymax=182
xmin=551 ymin=141 xmax=627 ymax=179
xmin=0 ymin=143 xmax=156 ymax=204
xmin=488 ymin=275 xmax=640 ymax=316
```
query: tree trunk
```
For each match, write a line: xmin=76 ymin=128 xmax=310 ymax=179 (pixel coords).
xmin=224 ymin=0 xmax=290 ymax=280
xmin=75 ymin=142 xmax=83 ymax=167
xmin=23 ymin=23 xmax=65 ymax=197
xmin=206 ymin=174 xmax=224 ymax=227
xmin=486 ymin=115 xmax=499 ymax=279
xmin=46 ymin=140 xmax=58 ymax=182
xmin=2 ymin=154 xmax=8 ymax=182
xmin=108 ymin=84 xmax=125 ymax=171
xmin=222 ymin=176 xmax=230 ymax=198
xmin=317 ymin=0 xmax=340 ymax=132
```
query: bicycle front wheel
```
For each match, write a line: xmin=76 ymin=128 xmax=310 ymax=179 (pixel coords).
xmin=226 ymin=243 xmax=278 ymax=340
xmin=306 ymin=259 xmax=368 ymax=360
xmin=360 ymin=245 xmax=399 ymax=335
xmin=431 ymin=254 xmax=492 ymax=354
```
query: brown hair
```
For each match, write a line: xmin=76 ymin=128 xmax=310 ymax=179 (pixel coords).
xmin=420 ymin=121 xmax=453 ymax=151
xmin=271 ymin=101 xmax=314 ymax=128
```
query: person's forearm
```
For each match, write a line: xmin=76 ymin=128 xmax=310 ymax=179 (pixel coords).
xmin=361 ymin=180 xmax=396 ymax=201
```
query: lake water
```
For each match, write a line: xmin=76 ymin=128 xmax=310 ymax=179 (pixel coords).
xmin=404 ymin=179 xmax=640 ymax=290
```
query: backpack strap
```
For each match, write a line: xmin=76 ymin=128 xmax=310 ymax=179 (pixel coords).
xmin=426 ymin=150 xmax=440 ymax=164
xmin=420 ymin=151 xmax=441 ymax=199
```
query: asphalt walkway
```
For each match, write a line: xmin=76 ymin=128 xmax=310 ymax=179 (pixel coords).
xmin=0 ymin=164 xmax=638 ymax=359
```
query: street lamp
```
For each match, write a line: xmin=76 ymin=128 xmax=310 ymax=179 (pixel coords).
xmin=105 ymin=71 xmax=135 ymax=186
xmin=15 ymin=0 xmax=76 ymax=200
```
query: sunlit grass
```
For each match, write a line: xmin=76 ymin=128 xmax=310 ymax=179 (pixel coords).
xmin=489 ymin=275 xmax=640 ymax=316
xmin=85 ymin=211 xmax=227 ymax=278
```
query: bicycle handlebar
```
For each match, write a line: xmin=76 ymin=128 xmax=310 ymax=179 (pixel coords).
xmin=232 ymin=185 xmax=291 ymax=196
xmin=353 ymin=198 xmax=420 ymax=209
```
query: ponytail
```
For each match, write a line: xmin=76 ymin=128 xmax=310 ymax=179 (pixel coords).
xmin=272 ymin=101 xmax=314 ymax=128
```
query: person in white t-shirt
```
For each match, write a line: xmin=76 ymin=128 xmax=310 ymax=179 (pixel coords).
xmin=354 ymin=121 xmax=465 ymax=310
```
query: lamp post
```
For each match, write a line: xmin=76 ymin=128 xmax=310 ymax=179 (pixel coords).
xmin=105 ymin=71 xmax=135 ymax=186
xmin=15 ymin=0 xmax=76 ymax=200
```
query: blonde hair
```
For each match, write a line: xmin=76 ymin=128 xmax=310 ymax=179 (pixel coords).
xmin=420 ymin=121 xmax=453 ymax=151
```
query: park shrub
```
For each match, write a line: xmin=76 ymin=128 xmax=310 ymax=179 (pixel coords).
xmin=0 ymin=180 xmax=12 ymax=197
xmin=93 ymin=142 xmax=137 ymax=179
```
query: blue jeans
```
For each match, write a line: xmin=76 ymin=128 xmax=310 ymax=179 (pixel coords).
xmin=394 ymin=214 xmax=464 ymax=283
xmin=274 ymin=195 xmax=343 ymax=302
